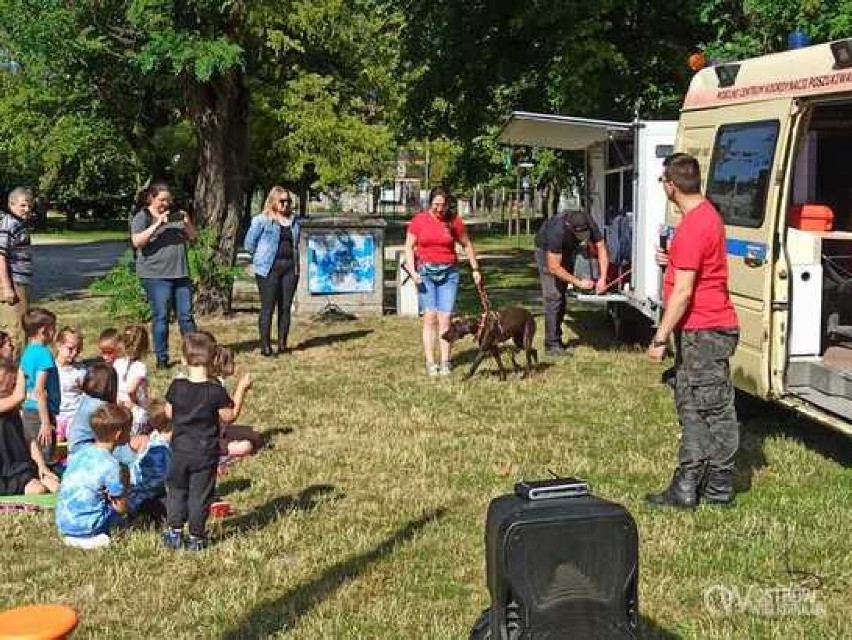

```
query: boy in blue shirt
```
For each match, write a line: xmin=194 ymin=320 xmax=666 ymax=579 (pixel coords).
xmin=19 ymin=307 xmax=60 ymax=481
xmin=127 ymin=398 xmax=172 ymax=519
xmin=56 ymin=403 xmax=131 ymax=549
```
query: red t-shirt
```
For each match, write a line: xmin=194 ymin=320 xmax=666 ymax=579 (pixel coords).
xmin=407 ymin=211 xmax=466 ymax=265
xmin=663 ymin=200 xmax=738 ymax=331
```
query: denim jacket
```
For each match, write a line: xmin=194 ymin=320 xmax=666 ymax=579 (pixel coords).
xmin=243 ymin=214 xmax=301 ymax=277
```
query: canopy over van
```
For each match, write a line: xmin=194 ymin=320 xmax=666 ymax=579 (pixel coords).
xmin=497 ymin=112 xmax=633 ymax=150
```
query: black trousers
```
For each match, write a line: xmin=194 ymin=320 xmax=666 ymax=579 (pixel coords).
xmin=256 ymin=259 xmax=298 ymax=349
xmin=165 ymin=453 xmax=217 ymax=538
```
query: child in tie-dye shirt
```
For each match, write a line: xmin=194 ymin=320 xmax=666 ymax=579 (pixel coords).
xmin=56 ymin=404 xmax=131 ymax=549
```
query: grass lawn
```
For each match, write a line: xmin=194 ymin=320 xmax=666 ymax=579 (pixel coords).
xmin=1 ymin=234 xmax=850 ymax=638
xmin=31 ymin=214 xmax=128 ymax=244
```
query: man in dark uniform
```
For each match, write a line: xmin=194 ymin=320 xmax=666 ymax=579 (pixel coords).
xmin=646 ymin=153 xmax=740 ymax=508
xmin=534 ymin=210 xmax=609 ymax=356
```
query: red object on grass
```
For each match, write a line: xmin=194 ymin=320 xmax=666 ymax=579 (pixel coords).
xmin=209 ymin=500 xmax=232 ymax=518
xmin=789 ymin=204 xmax=834 ymax=231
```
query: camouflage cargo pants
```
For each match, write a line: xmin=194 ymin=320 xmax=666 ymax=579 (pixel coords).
xmin=674 ymin=329 xmax=739 ymax=469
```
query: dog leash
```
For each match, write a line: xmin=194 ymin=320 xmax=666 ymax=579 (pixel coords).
xmin=597 ymin=267 xmax=633 ymax=293
xmin=474 ymin=276 xmax=502 ymax=341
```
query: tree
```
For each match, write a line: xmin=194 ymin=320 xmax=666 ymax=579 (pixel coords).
xmin=1 ymin=0 xmax=403 ymax=312
xmin=399 ymin=0 xmax=712 ymax=186
xmin=698 ymin=0 xmax=852 ymax=60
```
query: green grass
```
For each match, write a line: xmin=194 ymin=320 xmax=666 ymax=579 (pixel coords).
xmin=31 ymin=213 xmax=128 ymax=244
xmin=1 ymin=236 xmax=850 ymax=638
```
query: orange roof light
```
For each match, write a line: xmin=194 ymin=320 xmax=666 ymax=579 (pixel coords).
xmin=688 ymin=51 xmax=707 ymax=71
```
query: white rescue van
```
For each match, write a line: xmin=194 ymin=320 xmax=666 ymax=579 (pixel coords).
xmin=500 ymin=38 xmax=852 ymax=436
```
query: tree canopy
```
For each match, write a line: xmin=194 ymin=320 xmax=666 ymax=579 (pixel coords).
xmin=2 ymin=1 xmax=851 ymax=307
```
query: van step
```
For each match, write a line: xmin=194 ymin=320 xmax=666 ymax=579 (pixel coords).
xmin=787 ymin=361 xmax=852 ymax=397
xmin=787 ymin=385 xmax=852 ymax=423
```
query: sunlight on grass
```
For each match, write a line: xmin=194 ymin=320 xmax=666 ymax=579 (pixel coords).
xmin=1 ymin=236 xmax=849 ymax=638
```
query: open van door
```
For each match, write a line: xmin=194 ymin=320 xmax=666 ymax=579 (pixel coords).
xmin=678 ymin=99 xmax=799 ymax=396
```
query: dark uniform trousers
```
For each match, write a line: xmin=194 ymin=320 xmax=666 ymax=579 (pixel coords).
xmin=674 ymin=329 xmax=740 ymax=470
xmin=535 ymin=249 xmax=567 ymax=350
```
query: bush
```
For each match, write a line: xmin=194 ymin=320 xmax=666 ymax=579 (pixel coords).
xmin=188 ymin=227 xmax=242 ymax=313
xmin=89 ymin=249 xmax=150 ymax=321
xmin=90 ymin=229 xmax=241 ymax=319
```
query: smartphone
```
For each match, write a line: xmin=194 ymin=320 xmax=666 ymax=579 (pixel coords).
xmin=167 ymin=209 xmax=185 ymax=223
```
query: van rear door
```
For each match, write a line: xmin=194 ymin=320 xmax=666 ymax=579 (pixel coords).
xmin=688 ymin=99 xmax=797 ymax=396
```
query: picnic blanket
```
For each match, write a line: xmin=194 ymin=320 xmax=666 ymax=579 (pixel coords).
xmin=0 ymin=493 xmax=57 ymax=513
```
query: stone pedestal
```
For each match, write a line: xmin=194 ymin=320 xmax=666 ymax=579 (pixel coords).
xmin=295 ymin=215 xmax=386 ymax=316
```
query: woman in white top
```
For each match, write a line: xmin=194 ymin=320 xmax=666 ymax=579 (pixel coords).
xmin=113 ymin=325 xmax=151 ymax=434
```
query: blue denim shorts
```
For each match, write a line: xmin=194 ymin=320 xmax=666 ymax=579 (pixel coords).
xmin=417 ymin=265 xmax=459 ymax=313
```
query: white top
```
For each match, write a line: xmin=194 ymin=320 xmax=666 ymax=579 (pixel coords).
xmin=57 ymin=364 xmax=86 ymax=417
xmin=114 ymin=358 xmax=149 ymax=430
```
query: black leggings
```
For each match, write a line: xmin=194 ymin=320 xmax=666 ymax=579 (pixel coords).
xmin=256 ymin=259 xmax=298 ymax=348
xmin=166 ymin=454 xmax=217 ymax=538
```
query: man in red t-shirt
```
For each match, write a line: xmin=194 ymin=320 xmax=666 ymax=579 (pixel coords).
xmin=646 ymin=153 xmax=740 ymax=509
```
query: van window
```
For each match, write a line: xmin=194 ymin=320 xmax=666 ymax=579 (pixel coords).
xmin=706 ymin=120 xmax=780 ymax=228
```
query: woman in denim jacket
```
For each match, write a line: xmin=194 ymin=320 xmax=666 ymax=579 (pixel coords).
xmin=244 ymin=186 xmax=301 ymax=356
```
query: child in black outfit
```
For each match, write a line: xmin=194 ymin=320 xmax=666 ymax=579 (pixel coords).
xmin=161 ymin=332 xmax=251 ymax=550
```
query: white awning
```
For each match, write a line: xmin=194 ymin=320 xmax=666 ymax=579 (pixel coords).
xmin=497 ymin=111 xmax=633 ymax=150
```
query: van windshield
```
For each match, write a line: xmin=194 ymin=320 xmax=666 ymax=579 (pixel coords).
xmin=706 ymin=120 xmax=780 ymax=228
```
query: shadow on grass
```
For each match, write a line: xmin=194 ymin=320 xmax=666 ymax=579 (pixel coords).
xmin=736 ymin=398 xmax=852 ymax=494
xmin=295 ymin=329 xmax=373 ymax=351
xmin=452 ymin=346 xmax=553 ymax=379
xmin=217 ymin=478 xmax=252 ymax=496
xmin=224 ymin=484 xmax=341 ymax=537
xmin=639 ymin=617 xmax=682 ymax=639
xmin=220 ymin=508 xmax=447 ymax=640
xmin=261 ymin=426 xmax=294 ymax=445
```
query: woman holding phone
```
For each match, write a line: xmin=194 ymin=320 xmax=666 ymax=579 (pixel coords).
xmin=130 ymin=183 xmax=198 ymax=369
xmin=243 ymin=186 xmax=301 ymax=357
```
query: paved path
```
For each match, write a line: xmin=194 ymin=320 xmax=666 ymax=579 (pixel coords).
xmin=31 ymin=240 xmax=127 ymax=301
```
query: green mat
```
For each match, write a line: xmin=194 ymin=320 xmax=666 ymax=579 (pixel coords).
xmin=0 ymin=493 xmax=57 ymax=510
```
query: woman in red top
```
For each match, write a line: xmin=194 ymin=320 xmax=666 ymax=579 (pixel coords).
xmin=404 ymin=189 xmax=482 ymax=376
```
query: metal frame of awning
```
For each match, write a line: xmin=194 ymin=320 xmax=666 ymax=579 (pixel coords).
xmin=497 ymin=111 xmax=633 ymax=151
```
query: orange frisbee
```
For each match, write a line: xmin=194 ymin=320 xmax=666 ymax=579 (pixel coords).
xmin=0 ymin=604 xmax=78 ymax=639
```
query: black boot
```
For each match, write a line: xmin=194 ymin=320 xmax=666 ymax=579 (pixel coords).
xmin=700 ymin=465 xmax=736 ymax=507
xmin=645 ymin=461 xmax=705 ymax=509
xmin=260 ymin=342 xmax=275 ymax=357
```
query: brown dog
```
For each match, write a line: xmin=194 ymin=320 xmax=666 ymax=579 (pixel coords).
xmin=442 ymin=306 xmax=538 ymax=379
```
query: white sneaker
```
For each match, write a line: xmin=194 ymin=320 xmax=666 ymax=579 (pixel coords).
xmin=63 ymin=533 xmax=111 ymax=549
xmin=426 ymin=363 xmax=440 ymax=377
xmin=438 ymin=362 xmax=451 ymax=376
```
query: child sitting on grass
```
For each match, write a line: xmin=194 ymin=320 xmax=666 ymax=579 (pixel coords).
xmin=55 ymin=403 xmax=131 ymax=549
xmin=127 ymin=398 xmax=172 ymax=520
xmin=212 ymin=345 xmax=263 ymax=459
xmin=54 ymin=327 xmax=85 ymax=447
xmin=162 ymin=332 xmax=251 ymax=551
xmin=68 ymin=362 xmax=118 ymax=455
xmin=114 ymin=324 xmax=151 ymax=435
xmin=0 ymin=358 xmax=58 ymax=495
xmin=96 ymin=328 xmax=119 ymax=366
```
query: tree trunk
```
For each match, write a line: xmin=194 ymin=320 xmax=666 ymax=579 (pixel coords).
xmin=185 ymin=69 xmax=249 ymax=315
